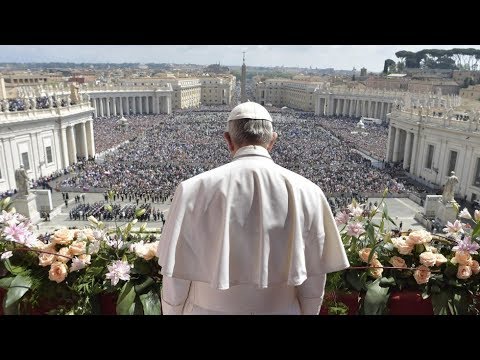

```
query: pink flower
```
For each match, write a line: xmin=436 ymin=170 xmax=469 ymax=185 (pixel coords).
xmin=419 ymin=252 xmax=437 ymax=267
xmin=435 ymin=253 xmax=448 ymax=266
xmin=346 ymin=222 xmax=366 ymax=237
xmin=335 ymin=211 xmax=349 ymax=225
xmin=105 ymin=260 xmax=132 ymax=286
xmin=369 ymin=259 xmax=383 ymax=279
xmin=443 ymin=220 xmax=464 ymax=237
xmin=391 ymin=237 xmax=414 ymax=255
xmin=406 ymin=230 xmax=432 ymax=245
xmin=471 ymin=260 xmax=480 ymax=274
xmin=389 ymin=256 xmax=407 ymax=269
xmin=3 ymin=223 xmax=35 ymax=246
xmin=358 ymin=248 xmax=377 ymax=263
xmin=457 ymin=265 xmax=472 ymax=280
xmin=413 ymin=265 xmax=431 ymax=284
xmin=459 ymin=208 xmax=472 ymax=219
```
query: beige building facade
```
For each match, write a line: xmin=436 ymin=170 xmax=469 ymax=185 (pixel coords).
xmin=0 ymin=99 xmax=95 ymax=193
xmin=387 ymin=109 xmax=480 ymax=202
xmin=255 ymin=79 xmax=321 ymax=111
xmin=460 ymin=85 xmax=480 ymax=101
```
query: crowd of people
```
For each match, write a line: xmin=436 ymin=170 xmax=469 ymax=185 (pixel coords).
xmin=316 ymin=116 xmax=389 ymax=160
xmin=58 ymin=109 xmax=425 ymax=204
xmin=68 ymin=201 xmax=165 ymax=223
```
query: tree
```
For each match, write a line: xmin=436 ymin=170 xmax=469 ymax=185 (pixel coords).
xmin=396 ymin=61 xmax=405 ymax=72
xmin=395 ymin=50 xmax=422 ymax=68
xmin=383 ymin=59 xmax=396 ymax=74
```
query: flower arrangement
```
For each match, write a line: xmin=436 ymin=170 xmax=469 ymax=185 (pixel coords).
xmin=0 ymin=193 xmax=162 ymax=315
xmin=324 ymin=191 xmax=480 ymax=315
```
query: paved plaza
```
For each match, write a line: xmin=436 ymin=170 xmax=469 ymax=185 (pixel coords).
xmin=31 ymin=187 xmax=426 ymax=235
xmin=35 ymin=189 xmax=171 ymax=234
xmin=367 ymin=197 xmax=425 ymax=231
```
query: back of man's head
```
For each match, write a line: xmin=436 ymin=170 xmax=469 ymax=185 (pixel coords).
xmin=226 ymin=102 xmax=274 ymax=147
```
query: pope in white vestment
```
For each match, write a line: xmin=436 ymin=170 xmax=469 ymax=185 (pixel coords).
xmin=157 ymin=102 xmax=350 ymax=315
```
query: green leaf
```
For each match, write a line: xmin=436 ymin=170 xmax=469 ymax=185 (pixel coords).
xmin=360 ymin=279 xmax=389 ymax=315
xmin=139 ymin=290 xmax=161 ymax=315
xmin=134 ymin=276 xmax=155 ymax=295
xmin=452 ymin=291 xmax=472 ymax=315
xmin=3 ymin=259 xmax=26 ymax=275
xmin=2 ymin=296 xmax=19 ymax=315
xmin=0 ymin=277 xmax=14 ymax=289
xmin=132 ymin=259 xmax=152 ymax=276
xmin=5 ymin=274 xmax=32 ymax=308
xmin=116 ymin=281 xmax=136 ymax=315
xmin=471 ymin=221 xmax=480 ymax=240
xmin=345 ymin=270 xmax=364 ymax=292
xmin=431 ymin=291 xmax=449 ymax=315
xmin=366 ymin=224 xmax=376 ymax=247
xmin=379 ymin=277 xmax=396 ymax=288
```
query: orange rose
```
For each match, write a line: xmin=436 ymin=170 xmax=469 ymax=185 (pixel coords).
xmin=358 ymin=248 xmax=377 ymax=263
xmin=48 ymin=262 xmax=68 ymax=283
xmin=413 ymin=265 xmax=431 ymax=284
xmin=52 ymin=228 xmax=74 ymax=245
xmin=457 ymin=265 xmax=472 ymax=280
xmin=389 ymin=256 xmax=407 ymax=269
xmin=471 ymin=260 xmax=480 ymax=274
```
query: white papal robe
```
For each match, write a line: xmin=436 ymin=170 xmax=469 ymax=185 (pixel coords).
xmin=157 ymin=145 xmax=349 ymax=315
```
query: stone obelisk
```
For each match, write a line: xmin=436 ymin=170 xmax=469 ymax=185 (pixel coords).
xmin=241 ymin=51 xmax=247 ymax=103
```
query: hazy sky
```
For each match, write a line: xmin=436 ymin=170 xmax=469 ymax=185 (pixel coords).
xmin=0 ymin=45 xmax=478 ymax=72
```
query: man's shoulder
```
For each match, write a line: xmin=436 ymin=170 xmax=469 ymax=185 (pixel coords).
xmin=274 ymin=164 xmax=323 ymax=193
xmin=181 ymin=162 xmax=233 ymax=187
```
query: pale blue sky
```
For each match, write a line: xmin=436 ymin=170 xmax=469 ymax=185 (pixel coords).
xmin=0 ymin=45 xmax=478 ymax=72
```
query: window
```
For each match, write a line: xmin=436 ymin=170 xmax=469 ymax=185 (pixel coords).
xmin=21 ymin=152 xmax=30 ymax=170
xmin=46 ymin=146 xmax=53 ymax=164
xmin=474 ymin=158 xmax=480 ymax=187
xmin=447 ymin=151 xmax=457 ymax=175
xmin=425 ymin=145 xmax=434 ymax=169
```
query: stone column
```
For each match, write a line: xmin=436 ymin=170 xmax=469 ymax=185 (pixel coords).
xmin=139 ymin=96 xmax=143 ymax=114
xmin=403 ymin=131 xmax=412 ymax=170
xmin=112 ymin=96 xmax=117 ymax=116
xmin=386 ymin=126 xmax=394 ymax=162
xmin=132 ymin=96 xmax=137 ymax=114
xmin=154 ymin=95 xmax=159 ymax=114
xmin=459 ymin=145 xmax=474 ymax=195
xmin=145 ymin=96 xmax=150 ymax=114
xmin=91 ymin=98 xmax=97 ymax=117
xmin=167 ymin=95 xmax=172 ymax=114
xmin=1 ymin=139 xmax=13 ymax=188
xmin=60 ymin=127 xmax=69 ymax=168
xmin=106 ymin=97 xmax=111 ymax=117
xmin=79 ymin=122 xmax=88 ymax=159
xmin=86 ymin=120 xmax=95 ymax=158
xmin=380 ymin=102 xmax=385 ymax=120
xmin=392 ymin=126 xmax=401 ymax=162
xmin=67 ymin=125 xmax=77 ymax=165
xmin=409 ymin=133 xmax=418 ymax=175
xmin=99 ymin=97 xmax=104 ymax=117
xmin=119 ymin=96 xmax=123 ymax=116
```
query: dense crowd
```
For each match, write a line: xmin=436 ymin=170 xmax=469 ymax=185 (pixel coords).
xmin=316 ymin=116 xmax=389 ymax=160
xmin=68 ymin=201 xmax=164 ymax=223
xmin=59 ymin=110 xmax=424 ymax=202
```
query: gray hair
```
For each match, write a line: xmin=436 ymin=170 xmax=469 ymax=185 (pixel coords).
xmin=227 ymin=119 xmax=274 ymax=146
